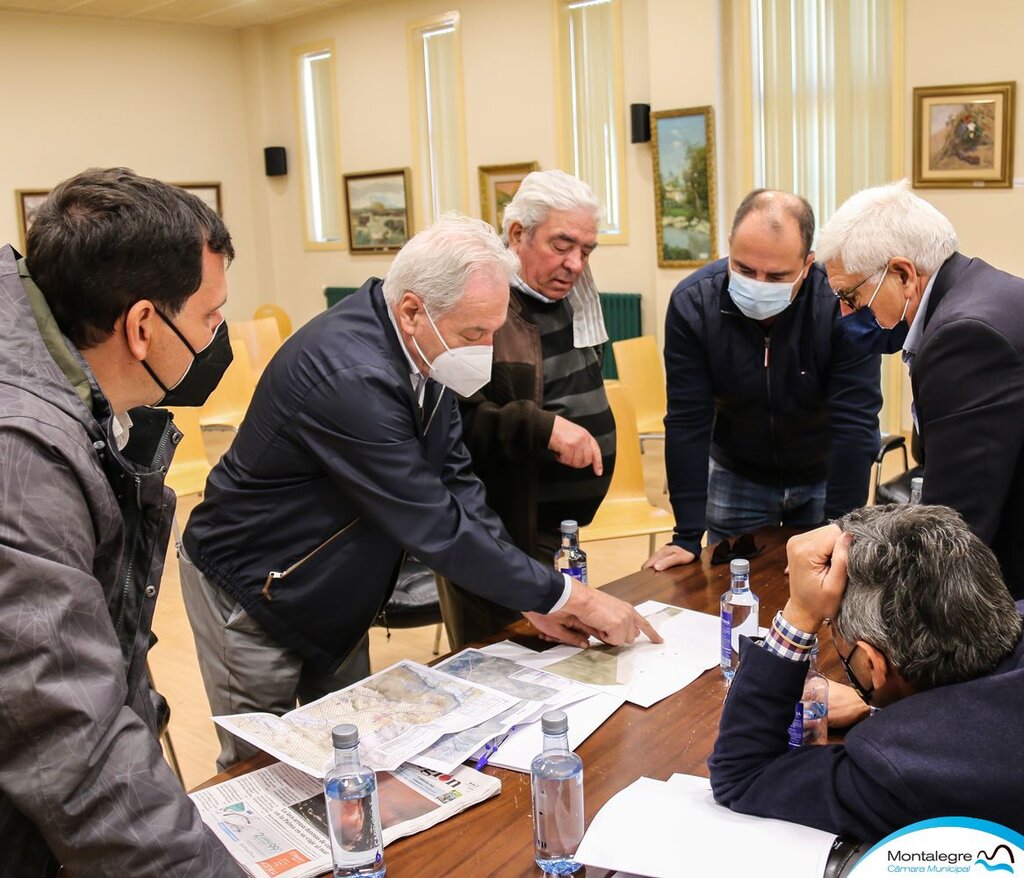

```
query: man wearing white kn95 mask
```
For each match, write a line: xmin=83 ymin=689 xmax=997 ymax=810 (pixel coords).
xmin=181 ymin=213 xmax=661 ymax=772
xmin=645 ymin=189 xmax=883 ymax=573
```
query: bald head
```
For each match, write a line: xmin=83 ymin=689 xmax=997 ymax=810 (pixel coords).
xmin=731 ymin=189 xmax=815 ymax=258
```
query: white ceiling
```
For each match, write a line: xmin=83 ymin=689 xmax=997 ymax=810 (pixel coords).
xmin=0 ymin=0 xmax=372 ymax=29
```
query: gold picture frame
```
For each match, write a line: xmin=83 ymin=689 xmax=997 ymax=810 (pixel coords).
xmin=15 ymin=189 xmax=50 ymax=253
xmin=174 ymin=182 xmax=223 ymax=216
xmin=651 ymin=106 xmax=718 ymax=268
xmin=478 ymin=162 xmax=540 ymax=232
xmin=913 ymin=81 xmax=1015 ymax=188
xmin=343 ymin=168 xmax=413 ymax=254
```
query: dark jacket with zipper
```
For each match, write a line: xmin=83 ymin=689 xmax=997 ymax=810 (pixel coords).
xmin=183 ymin=279 xmax=566 ymax=671
xmin=665 ymin=258 xmax=882 ymax=556
xmin=0 ymin=245 xmax=243 ymax=877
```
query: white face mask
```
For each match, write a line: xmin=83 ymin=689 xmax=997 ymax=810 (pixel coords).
xmin=410 ymin=306 xmax=493 ymax=398
xmin=727 ymin=263 xmax=805 ymax=320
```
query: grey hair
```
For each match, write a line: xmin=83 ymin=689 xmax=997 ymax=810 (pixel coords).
xmin=833 ymin=504 xmax=1022 ymax=691
xmin=816 ymin=179 xmax=959 ymax=276
xmin=383 ymin=213 xmax=519 ymax=316
xmin=500 ymin=170 xmax=601 ymax=243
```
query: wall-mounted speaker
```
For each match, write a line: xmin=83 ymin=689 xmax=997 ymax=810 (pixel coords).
xmin=264 ymin=146 xmax=287 ymax=177
xmin=630 ymin=103 xmax=651 ymax=144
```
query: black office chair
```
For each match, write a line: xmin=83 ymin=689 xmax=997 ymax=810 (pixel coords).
xmin=873 ymin=429 xmax=924 ymax=505
xmin=375 ymin=557 xmax=445 ymax=655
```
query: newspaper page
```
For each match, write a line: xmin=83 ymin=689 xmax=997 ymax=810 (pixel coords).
xmin=409 ymin=648 xmax=598 ymax=773
xmin=190 ymin=761 xmax=501 ymax=878
xmin=214 ymin=660 xmax=518 ymax=775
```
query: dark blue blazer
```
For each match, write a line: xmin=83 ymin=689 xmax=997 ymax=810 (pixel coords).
xmin=911 ymin=253 xmax=1024 ymax=598
xmin=184 ymin=280 xmax=564 ymax=670
xmin=708 ymin=619 xmax=1024 ymax=841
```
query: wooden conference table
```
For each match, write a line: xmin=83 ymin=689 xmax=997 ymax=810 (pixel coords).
xmin=197 ymin=526 xmax=843 ymax=877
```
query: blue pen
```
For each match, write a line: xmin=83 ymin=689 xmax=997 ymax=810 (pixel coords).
xmin=474 ymin=726 xmax=517 ymax=770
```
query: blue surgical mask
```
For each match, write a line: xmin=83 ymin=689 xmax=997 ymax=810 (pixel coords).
xmin=839 ymin=268 xmax=910 ymax=355
xmin=727 ymin=265 xmax=804 ymax=321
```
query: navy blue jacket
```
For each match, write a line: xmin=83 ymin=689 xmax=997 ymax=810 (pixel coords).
xmin=664 ymin=259 xmax=882 ymax=555
xmin=911 ymin=253 xmax=1024 ymax=599
xmin=708 ymin=618 xmax=1024 ymax=841
xmin=184 ymin=281 xmax=564 ymax=670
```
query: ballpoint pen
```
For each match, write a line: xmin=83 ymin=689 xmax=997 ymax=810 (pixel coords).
xmin=474 ymin=726 xmax=518 ymax=770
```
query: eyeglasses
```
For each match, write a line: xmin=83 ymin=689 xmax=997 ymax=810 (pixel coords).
xmin=835 ymin=640 xmax=874 ymax=704
xmin=832 ymin=271 xmax=881 ymax=311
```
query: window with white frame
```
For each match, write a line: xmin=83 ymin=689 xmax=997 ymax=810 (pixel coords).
xmin=296 ymin=44 xmax=342 ymax=246
xmin=557 ymin=0 xmax=627 ymax=241
xmin=410 ymin=12 xmax=466 ymax=223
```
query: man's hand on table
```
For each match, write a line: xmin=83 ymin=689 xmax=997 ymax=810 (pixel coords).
xmin=524 ymin=581 xmax=664 ymax=648
xmin=642 ymin=544 xmax=697 ymax=571
xmin=782 ymin=523 xmax=850 ymax=635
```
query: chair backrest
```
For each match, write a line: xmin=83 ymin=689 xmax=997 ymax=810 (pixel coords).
xmin=253 ymin=303 xmax=292 ymax=338
xmin=591 ymin=383 xmax=649 ymax=518
xmin=163 ymin=406 xmax=211 ymax=496
xmin=610 ymin=336 xmax=666 ymax=435
xmin=230 ymin=317 xmax=282 ymax=382
xmin=198 ymin=341 xmax=255 ymax=427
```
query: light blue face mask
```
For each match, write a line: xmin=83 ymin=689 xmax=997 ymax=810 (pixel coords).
xmin=727 ymin=264 xmax=805 ymax=321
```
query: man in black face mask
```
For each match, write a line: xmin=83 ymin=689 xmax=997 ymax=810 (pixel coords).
xmin=818 ymin=179 xmax=1024 ymax=600
xmin=0 ymin=168 xmax=245 ymax=876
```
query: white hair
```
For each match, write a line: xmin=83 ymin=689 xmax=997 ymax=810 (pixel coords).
xmin=500 ymin=169 xmax=601 ymax=243
xmin=816 ymin=179 xmax=959 ymax=275
xmin=382 ymin=213 xmax=519 ymax=316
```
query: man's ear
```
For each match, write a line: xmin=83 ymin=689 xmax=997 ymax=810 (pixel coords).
xmin=507 ymin=221 xmax=525 ymax=249
xmin=395 ymin=291 xmax=422 ymax=336
xmin=858 ymin=641 xmax=891 ymax=692
xmin=123 ymin=300 xmax=157 ymax=363
xmin=889 ymin=257 xmax=918 ymax=291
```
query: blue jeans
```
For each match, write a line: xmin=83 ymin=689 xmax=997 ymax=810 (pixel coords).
xmin=706 ymin=458 xmax=826 ymax=544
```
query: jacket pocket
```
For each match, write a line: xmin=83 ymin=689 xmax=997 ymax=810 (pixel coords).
xmin=261 ymin=517 xmax=360 ymax=601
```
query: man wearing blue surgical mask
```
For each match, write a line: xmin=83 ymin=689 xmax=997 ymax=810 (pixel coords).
xmin=818 ymin=179 xmax=1024 ymax=600
xmin=646 ymin=190 xmax=882 ymax=572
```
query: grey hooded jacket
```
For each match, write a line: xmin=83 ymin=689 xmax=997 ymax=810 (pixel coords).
xmin=0 ymin=244 xmax=243 ymax=877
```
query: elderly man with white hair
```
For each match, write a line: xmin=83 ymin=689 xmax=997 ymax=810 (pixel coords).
xmin=435 ymin=170 xmax=618 ymax=648
xmin=818 ymin=179 xmax=1024 ymax=599
xmin=181 ymin=214 xmax=660 ymax=770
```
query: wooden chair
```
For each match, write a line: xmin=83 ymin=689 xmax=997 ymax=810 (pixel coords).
xmin=610 ymin=336 xmax=667 ymax=451
xmin=253 ymin=303 xmax=292 ymax=338
xmin=230 ymin=317 xmax=282 ymax=383
xmin=163 ymin=407 xmax=211 ymax=497
xmin=198 ymin=342 xmax=255 ymax=433
xmin=580 ymin=383 xmax=675 ymax=556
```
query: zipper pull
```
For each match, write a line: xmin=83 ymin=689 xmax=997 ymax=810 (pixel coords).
xmin=764 ymin=337 xmax=771 ymax=368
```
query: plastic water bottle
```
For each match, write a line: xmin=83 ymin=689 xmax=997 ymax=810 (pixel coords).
xmin=554 ymin=520 xmax=588 ymax=585
xmin=720 ymin=558 xmax=759 ymax=683
xmin=788 ymin=645 xmax=829 ymax=748
xmin=531 ymin=710 xmax=584 ymax=875
xmin=324 ymin=724 xmax=386 ymax=878
xmin=909 ymin=476 xmax=923 ymax=505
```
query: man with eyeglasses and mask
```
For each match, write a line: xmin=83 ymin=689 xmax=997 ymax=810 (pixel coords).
xmin=818 ymin=179 xmax=1024 ymax=599
xmin=645 ymin=189 xmax=881 ymax=573
xmin=709 ymin=504 xmax=1024 ymax=838
xmin=181 ymin=214 xmax=660 ymax=772
xmin=0 ymin=169 xmax=246 ymax=876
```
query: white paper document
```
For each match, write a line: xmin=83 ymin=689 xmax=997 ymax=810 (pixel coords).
xmin=575 ymin=774 xmax=836 ymax=878
xmin=409 ymin=648 xmax=599 ymax=773
xmin=190 ymin=760 xmax=500 ymax=878
xmin=214 ymin=660 xmax=517 ymax=775
xmin=510 ymin=601 xmax=722 ymax=708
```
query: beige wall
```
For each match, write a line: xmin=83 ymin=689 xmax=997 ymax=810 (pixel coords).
xmin=0 ymin=10 xmax=261 ymax=321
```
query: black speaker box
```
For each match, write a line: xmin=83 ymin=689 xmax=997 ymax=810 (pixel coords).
xmin=630 ymin=103 xmax=651 ymax=144
xmin=264 ymin=146 xmax=287 ymax=176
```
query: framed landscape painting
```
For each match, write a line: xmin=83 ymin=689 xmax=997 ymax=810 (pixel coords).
xmin=175 ymin=182 xmax=223 ymax=215
xmin=478 ymin=162 xmax=539 ymax=231
xmin=913 ymin=81 xmax=1015 ymax=188
xmin=15 ymin=189 xmax=49 ymax=252
xmin=651 ymin=106 xmax=718 ymax=268
xmin=343 ymin=168 xmax=413 ymax=253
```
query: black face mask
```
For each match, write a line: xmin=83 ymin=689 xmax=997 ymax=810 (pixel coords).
xmin=840 ymin=306 xmax=910 ymax=355
xmin=141 ymin=311 xmax=233 ymax=407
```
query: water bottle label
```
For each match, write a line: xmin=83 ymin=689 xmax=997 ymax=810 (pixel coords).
xmin=788 ymin=703 xmax=804 ymax=750
xmin=720 ymin=609 xmax=733 ymax=666
xmin=559 ymin=565 xmax=587 ymax=584
xmin=328 ymin=795 xmax=384 ymax=868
